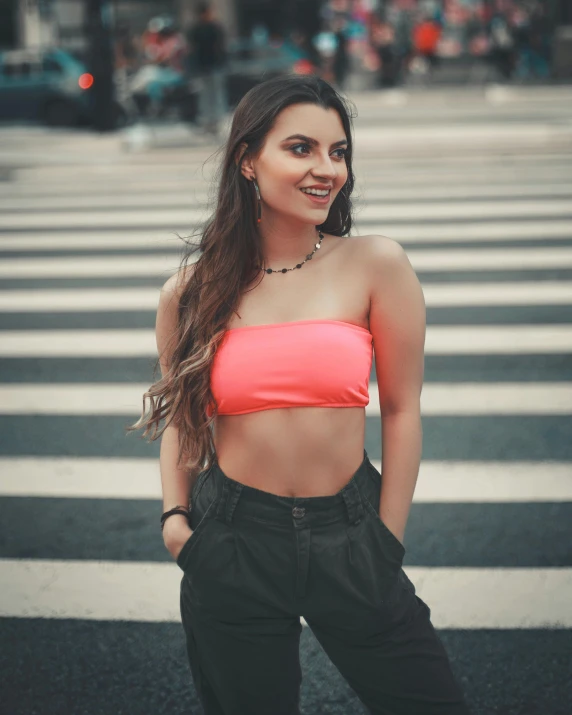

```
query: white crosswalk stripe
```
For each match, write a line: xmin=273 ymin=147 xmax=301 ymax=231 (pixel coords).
xmin=2 ymin=282 xmax=572 ymax=311
xmin=1 ymin=325 xmax=571 ymax=355
xmin=3 ymin=246 xmax=572 ymax=277
xmin=2 ymin=199 xmax=571 ymax=230
xmin=2 ymin=559 xmax=569 ymax=628
xmin=1 ymin=382 xmax=571 ymax=415
xmin=3 ymin=220 xmax=572 ymax=251
xmin=1 ymin=181 xmax=570 ymax=211
xmin=1 ymin=457 xmax=570 ymax=502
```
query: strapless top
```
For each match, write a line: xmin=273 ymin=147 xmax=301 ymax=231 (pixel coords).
xmin=207 ymin=319 xmax=373 ymax=416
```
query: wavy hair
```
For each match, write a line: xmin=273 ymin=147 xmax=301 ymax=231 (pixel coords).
xmin=127 ymin=74 xmax=357 ymax=488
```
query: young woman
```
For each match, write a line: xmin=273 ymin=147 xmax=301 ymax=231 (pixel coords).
xmin=131 ymin=75 xmax=470 ymax=715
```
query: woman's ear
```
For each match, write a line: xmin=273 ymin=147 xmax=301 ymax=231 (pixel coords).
xmin=241 ymin=157 xmax=255 ymax=181
xmin=235 ymin=142 xmax=255 ymax=180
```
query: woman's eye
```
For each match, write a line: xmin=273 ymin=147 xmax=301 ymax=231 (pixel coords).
xmin=289 ymin=144 xmax=347 ymax=160
xmin=290 ymin=143 xmax=311 ymax=156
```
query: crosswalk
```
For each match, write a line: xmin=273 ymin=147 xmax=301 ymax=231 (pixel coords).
xmin=1 ymin=88 xmax=572 ymax=713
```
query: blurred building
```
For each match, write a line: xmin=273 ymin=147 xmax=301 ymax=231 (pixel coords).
xmin=7 ymin=0 xmax=238 ymax=55
xmin=553 ymin=0 xmax=572 ymax=78
xmin=14 ymin=0 xmax=57 ymax=49
xmin=6 ymin=0 xmax=325 ymax=52
xmin=4 ymin=0 xmax=571 ymax=80
xmin=0 ymin=1 xmax=18 ymax=49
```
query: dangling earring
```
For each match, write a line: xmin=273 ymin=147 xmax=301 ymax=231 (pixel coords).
xmin=252 ymin=176 xmax=261 ymax=224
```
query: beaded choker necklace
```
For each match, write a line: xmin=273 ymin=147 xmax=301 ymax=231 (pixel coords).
xmin=256 ymin=230 xmax=325 ymax=275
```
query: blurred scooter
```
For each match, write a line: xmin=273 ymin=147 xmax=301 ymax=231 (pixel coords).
xmin=121 ymin=64 xmax=198 ymax=122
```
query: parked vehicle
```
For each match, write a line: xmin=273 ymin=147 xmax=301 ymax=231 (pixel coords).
xmin=0 ymin=39 xmax=309 ymax=129
xmin=0 ymin=48 xmax=96 ymax=126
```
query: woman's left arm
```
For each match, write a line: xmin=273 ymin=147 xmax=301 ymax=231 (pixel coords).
xmin=365 ymin=235 xmax=427 ymax=545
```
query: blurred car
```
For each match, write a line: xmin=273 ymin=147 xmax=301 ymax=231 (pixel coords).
xmin=0 ymin=47 xmax=94 ymax=126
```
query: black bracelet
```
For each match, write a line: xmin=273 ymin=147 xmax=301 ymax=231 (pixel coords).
xmin=160 ymin=506 xmax=190 ymax=531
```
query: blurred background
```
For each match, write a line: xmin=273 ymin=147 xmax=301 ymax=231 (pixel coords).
xmin=1 ymin=2 xmax=572 ymax=715
xmin=0 ymin=0 xmax=570 ymax=130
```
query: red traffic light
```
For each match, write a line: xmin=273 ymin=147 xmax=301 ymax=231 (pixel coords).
xmin=78 ymin=73 xmax=94 ymax=90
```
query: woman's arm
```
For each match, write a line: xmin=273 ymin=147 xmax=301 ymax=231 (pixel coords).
xmin=365 ymin=236 xmax=427 ymax=545
xmin=155 ymin=268 xmax=196 ymax=554
xmin=160 ymin=422 xmax=194 ymax=514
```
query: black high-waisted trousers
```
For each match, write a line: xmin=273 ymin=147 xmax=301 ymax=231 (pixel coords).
xmin=177 ymin=448 xmax=471 ymax=715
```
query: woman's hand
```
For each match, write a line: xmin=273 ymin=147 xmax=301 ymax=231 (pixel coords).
xmin=385 ymin=520 xmax=405 ymax=547
xmin=162 ymin=514 xmax=193 ymax=561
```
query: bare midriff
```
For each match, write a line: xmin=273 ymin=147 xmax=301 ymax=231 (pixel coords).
xmin=213 ymin=405 xmax=366 ymax=497
xmin=211 ymin=234 xmax=372 ymax=498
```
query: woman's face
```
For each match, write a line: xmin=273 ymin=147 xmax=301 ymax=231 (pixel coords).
xmin=244 ymin=103 xmax=349 ymax=227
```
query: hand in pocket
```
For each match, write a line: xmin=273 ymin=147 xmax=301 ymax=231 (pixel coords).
xmin=163 ymin=518 xmax=194 ymax=561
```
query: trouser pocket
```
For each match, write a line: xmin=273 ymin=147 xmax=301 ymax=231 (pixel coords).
xmin=362 ymin=461 xmax=406 ymax=562
xmin=176 ymin=473 xmax=219 ymax=573
xmin=362 ymin=497 xmax=406 ymax=561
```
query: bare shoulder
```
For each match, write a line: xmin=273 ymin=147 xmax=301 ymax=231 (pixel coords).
xmin=156 ymin=262 xmax=198 ymax=374
xmin=355 ymin=233 xmax=423 ymax=305
xmin=157 ymin=262 xmax=197 ymax=328
xmin=337 ymin=233 xmax=409 ymax=282
xmin=160 ymin=262 xmax=197 ymax=301
xmin=353 ymin=233 xmax=409 ymax=269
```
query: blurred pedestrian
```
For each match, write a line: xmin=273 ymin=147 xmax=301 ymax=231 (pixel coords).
xmin=412 ymin=13 xmax=442 ymax=76
xmin=131 ymin=16 xmax=187 ymax=118
xmin=370 ymin=13 xmax=398 ymax=88
xmin=141 ymin=16 xmax=164 ymax=64
xmin=293 ymin=0 xmax=323 ymax=70
xmin=186 ymin=2 xmax=228 ymax=137
xmin=488 ymin=10 xmax=515 ymax=81
xmin=113 ymin=23 xmax=140 ymax=121
xmin=332 ymin=18 xmax=350 ymax=89
xmin=114 ymin=23 xmax=139 ymax=74
xmin=392 ymin=8 xmax=414 ymax=86
xmin=156 ymin=19 xmax=187 ymax=72
xmin=514 ymin=1 xmax=551 ymax=81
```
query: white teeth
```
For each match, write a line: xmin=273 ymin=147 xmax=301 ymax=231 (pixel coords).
xmin=301 ymin=188 xmax=330 ymax=197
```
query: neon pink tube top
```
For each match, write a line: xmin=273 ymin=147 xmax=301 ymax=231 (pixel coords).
xmin=207 ymin=319 xmax=374 ymax=416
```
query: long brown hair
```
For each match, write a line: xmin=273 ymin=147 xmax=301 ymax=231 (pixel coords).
xmin=127 ymin=75 xmax=357 ymax=485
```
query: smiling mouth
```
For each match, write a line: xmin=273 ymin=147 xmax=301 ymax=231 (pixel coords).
xmin=300 ymin=188 xmax=331 ymax=197
xmin=300 ymin=188 xmax=331 ymax=203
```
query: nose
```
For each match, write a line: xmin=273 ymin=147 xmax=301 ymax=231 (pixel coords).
xmin=311 ymin=151 xmax=338 ymax=181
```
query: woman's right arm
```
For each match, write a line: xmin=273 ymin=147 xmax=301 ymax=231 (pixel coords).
xmin=156 ymin=268 xmax=196 ymax=560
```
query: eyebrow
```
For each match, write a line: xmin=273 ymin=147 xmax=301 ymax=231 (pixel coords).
xmin=281 ymin=134 xmax=348 ymax=148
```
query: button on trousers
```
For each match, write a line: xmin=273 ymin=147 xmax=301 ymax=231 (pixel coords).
xmin=177 ymin=449 xmax=471 ymax=715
